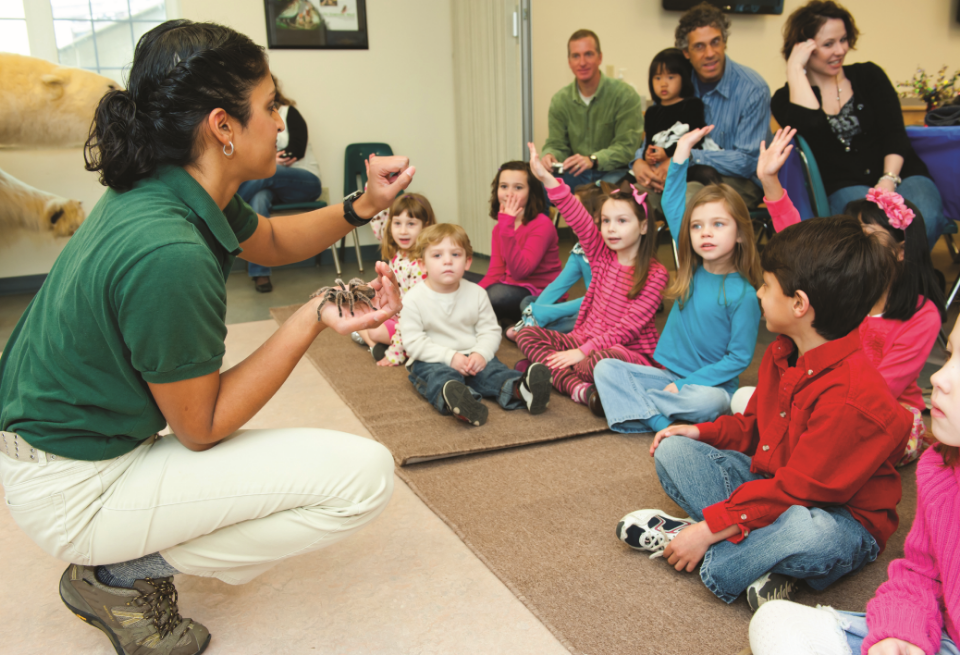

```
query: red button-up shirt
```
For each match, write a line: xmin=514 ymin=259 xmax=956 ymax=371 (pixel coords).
xmin=697 ymin=329 xmax=912 ymax=552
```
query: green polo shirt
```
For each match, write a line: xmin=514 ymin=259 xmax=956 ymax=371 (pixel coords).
xmin=0 ymin=166 xmax=259 ymax=461
xmin=542 ymin=73 xmax=643 ymax=171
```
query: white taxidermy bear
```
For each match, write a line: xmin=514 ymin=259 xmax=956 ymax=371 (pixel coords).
xmin=0 ymin=53 xmax=116 ymax=235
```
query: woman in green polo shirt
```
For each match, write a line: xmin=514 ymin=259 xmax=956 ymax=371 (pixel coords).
xmin=0 ymin=20 xmax=412 ymax=655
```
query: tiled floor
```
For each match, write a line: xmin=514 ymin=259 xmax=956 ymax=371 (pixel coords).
xmin=0 ymin=232 xmax=957 ymax=654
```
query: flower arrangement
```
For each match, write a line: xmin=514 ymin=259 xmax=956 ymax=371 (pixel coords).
xmin=897 ymin=66 xmax=960 ymax=111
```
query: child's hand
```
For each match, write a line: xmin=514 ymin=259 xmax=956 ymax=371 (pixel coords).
xmin=672 ymin=125 xmax=714 ymax=165
xmin=867 ymin=638 xmax=925 ymax=655
xmin=527 ymin=142 xmax=560 ymax=189
xmin=451 ymin=353 xmax=472 ymax=376
xmin=465 ymin=353 xmax=487 ymax=375
xmin=645 ymin=145 xmax=667 ymax=166
xmin=757 ymin=127 xmax=797 ymax=181
xmin=500 ymin=194 xmax=524 ymax=218
xmin=662 ymin=382 xmax=679 ymax=394
xmin=649 ymin=424 xmax=701 ymax=457
xmin=545 ymin=348 xmax=585 ymax=369
xmin=662 ymin=521 xmax=710 ymax=572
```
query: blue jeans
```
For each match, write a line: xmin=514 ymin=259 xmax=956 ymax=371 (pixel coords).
xmin=519 ymin=295 xmax=578 ymax=334
xmin=654 ymin=437 xmax=880 ymax=603
xmin=828 ymin=176 xmax=946 ymax=250
xmin=834 ymin=611 xmax=960 ymax=654
xmin=408 ymin=357 xmax=523 ymax=414
xmin=559 ymin=167 xmax=629 ymax=191
xmin=593 ymin=360 xmax=731 ymax=434
xmin=238 ymin=166 xmax=323 ymax=277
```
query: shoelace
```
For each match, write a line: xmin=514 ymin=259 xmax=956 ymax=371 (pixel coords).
xmin=639 ymin=532 xmax=668 ymax=560
xmin=135 ymin=578 xmax=183 ymax=640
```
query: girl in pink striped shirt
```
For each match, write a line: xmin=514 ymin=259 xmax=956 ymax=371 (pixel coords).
xmin=516 ymin=144 xmax=668 ymax=405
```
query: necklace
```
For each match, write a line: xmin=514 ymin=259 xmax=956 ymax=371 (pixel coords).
xmin=835 ymin=74 xmax=842 ymax=105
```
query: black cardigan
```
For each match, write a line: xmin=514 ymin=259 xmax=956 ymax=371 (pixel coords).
xmin=280 ymin=105 xmax=310 ymax=160
xmin=771 ymin=62 xmax=929 ymax=195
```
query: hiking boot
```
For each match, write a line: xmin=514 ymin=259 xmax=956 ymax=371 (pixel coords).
xmin=59 ymin=564 xmax=210 ymax=655
xmin=616 ymin=509 xmax=695 ymax=559
xmin=442 ymin=380 xmax=488 ymax=426
xmin=746 ymin=572 xmax=799 ymax=612
xmin=516 ymin=363 xmax=552 ymax=414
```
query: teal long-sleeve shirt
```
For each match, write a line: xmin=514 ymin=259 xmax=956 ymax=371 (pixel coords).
xmin=529 ymin=243 xmax=593 ymax=326
xmin=542 ymin=74 xmax=643 ymax=171
xmin=656 ymin=159 xmax=761 ymax=395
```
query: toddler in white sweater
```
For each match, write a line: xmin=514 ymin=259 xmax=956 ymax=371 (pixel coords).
xmin=401 ymin=224 xmax=551 ymax=426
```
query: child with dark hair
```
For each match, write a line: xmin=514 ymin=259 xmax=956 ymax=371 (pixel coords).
xmin=753 ymin=126 xmax=946 ymax=466
xmin=642 ymin=48 xmax=722 ymax=187
xmin=616 ymin=214 xmax=913 ymax=612
xmin=475 ymin=160 xmax=563 ymax=324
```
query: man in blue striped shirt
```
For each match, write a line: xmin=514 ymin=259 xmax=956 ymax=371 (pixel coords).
xmin=632 ymin=3 xmax=770 ymax=210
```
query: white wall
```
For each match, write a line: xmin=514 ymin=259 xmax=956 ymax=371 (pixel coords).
xmin=0 ymin=0 xmax=458 ymax=279
xmin=531 ymin=0 xmax=960 ymax=148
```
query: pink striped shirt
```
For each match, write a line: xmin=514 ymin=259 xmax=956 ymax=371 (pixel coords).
xmin=548 ymin=183 xmax=667 ymax=356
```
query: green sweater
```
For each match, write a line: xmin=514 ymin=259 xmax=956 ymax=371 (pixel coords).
xmin=542 ymin=74 xmax=643 ymax=171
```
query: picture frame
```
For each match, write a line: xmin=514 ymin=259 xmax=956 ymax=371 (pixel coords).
xmin=264 ymin=0 xmax=369 ymax=50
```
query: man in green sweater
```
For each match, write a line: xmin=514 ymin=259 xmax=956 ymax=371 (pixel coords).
xmin=541 ymin=29 xmax=643 ymax=189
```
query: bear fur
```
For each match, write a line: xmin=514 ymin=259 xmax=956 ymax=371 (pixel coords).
xmin=0 ymin=169 xmax=85 ymax=236
xmin=0 ymin=53 xmax=116 ymax=148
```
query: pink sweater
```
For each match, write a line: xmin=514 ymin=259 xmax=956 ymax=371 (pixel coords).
xmin=478 ymin=212 xmax=562 ymax=295
xmin=766 ymin=190 xmax=940 ymax=413
xmin=863 ymin=447 xmax=960 ymax=653
xmin=549 ymin=183 xmax=667 ymax=356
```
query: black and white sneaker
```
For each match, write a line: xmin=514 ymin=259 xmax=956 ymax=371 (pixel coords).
xmin=517 ymin=363 xmax=552 ymax=414
xmin=746 ymin=572 xmax=799 ymax=612
xmin=442 ymin=380 xmax=488 ymax=427
xmin=616 ymin=509 xmax=696 ymax=559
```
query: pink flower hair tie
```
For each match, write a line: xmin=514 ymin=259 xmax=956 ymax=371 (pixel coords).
xmin=611 ymin=184 xmax=649 ymax=216
xmin=865 ymin=188 xmax=915 ymax=230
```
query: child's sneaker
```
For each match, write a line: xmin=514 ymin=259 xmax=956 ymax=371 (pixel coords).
xmin=350 ymin=331 xmax=366 ymax=346
xmin=515 ymin=363 xmax=552 ymax=414
xmin=516 ymin=305 xmax=539 ymax=330
xmin=442 ymin=380 xmax=488 ymax=426
xmin=616 ymin=509 xmax=695 ymax=559
xmin=746 ymin=572 xmax=799 ymax=612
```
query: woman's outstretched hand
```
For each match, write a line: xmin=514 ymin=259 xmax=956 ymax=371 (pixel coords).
xmin=528 ymin=142 xmax=560 ymax=189
xmin=316 ymin=261 xmax=402 ymax=334
xmin=672 ymin=125 xmax=714 ymax=165
xmin=363 ymin=155 xmax=416 ymax=214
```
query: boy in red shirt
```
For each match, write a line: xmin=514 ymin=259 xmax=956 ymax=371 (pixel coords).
xmin=616 ymin=216 xmax=913 ymax=611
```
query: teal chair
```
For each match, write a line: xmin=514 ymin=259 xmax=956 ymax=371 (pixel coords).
xmin=795 ymin=135 xmax=832 ymax=218
xmin=343 ymin=142 xmax=395 ymax=273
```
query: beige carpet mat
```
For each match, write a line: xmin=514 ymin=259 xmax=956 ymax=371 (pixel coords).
xmin=398 ymin=431 xmax=918 ymax=655
xmin=271 ymin=304 xmax=608 ymax=465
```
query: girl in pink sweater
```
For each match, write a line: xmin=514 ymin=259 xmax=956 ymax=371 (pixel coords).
xmin=739 ymin=127 xmax=946 ymax=466
xmin=475 ymin=161 xmax=563 ymax=324
xmin=748 ymin=317 xmax=960 ymax=655
xmin=516 ymin=144 xmax=668 ymax=405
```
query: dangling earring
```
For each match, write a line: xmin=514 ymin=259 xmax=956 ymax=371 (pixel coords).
xmin=223 ymin=141 xmax=235 ymax=157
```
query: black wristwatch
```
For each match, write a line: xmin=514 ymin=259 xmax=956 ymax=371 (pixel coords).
xmin=342 ymin=189 xmax=372 ymax=227
xmin=589 ymin=154 xmax=598 ymax=169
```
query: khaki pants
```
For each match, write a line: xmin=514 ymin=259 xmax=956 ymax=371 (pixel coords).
xmin=0 ymin=429 xmax=394 ymax=585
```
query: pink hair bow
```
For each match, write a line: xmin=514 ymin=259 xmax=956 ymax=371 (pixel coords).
xmin=865 ymin=188 xmax=915 ymax=230
xmin=611 ymin=184 xmax=649 ymax=215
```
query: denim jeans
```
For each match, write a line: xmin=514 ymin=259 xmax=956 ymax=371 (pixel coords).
xmin=519 ymin=295 xmax=578 ymax=334
xmin=834 ymin=611 xmax=960 ymax=655
xmin=828 ymin=176 xmax=946 ymax=250
xmin=238 ymin=166 xmax=323 ymax=277
xmin=408 ymin=357 xmax=523 ymax=414
xmin=654 ymin=437 xmax=880 ymax=603
xmin=593 ymin=360 xmax=731 ymax=434
xmin=559 ymin=167 xmax=629 ymax=191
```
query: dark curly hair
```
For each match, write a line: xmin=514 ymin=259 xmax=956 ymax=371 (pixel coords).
xmin=84 ymin=20 xmax=269 ymax=190
xmin=675 ymin=2 xmax=730 ymax=50
xmin=781 ymin=1 xmax=858 ymax=61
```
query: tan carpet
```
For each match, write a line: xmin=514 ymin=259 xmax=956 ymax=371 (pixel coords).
xmin=271 ymin=304 xmax=608 ymax=465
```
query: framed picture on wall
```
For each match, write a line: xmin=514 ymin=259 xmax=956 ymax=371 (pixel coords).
xmin=264 ymin=0 xmax=368 ymax=49
xmin=661 ymin=0 xmax=784 ymax=14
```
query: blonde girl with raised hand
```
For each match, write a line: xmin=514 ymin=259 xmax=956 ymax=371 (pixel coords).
xmin=516 ymin=143 xmax=668 ymax=405
xmin=355 ymin=193 xmax=436 ymax=365
xmin=592 ymin=125 xmax=762 ymax=431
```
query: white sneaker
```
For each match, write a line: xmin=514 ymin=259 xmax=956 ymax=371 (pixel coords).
xmin=616 ymin=509 xmax=695 ymax=559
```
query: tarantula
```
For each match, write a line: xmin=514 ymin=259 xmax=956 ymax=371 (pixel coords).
xmin=310 ymin=278 xmax=376 ymax=321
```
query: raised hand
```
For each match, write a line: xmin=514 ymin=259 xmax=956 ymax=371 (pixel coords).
xmin=363 ymin=155 xmax=416 ymax=214
xmin=528 ymin=142 xmax=560 ymax=189
xmin=757 ymin=127 xmax=797 ymax=180
xmin=673 ymin=125 xmax=714 ymax=164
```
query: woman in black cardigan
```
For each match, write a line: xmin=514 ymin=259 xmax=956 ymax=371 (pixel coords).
xmin=771 ymin=0 xmax=946 ymax=249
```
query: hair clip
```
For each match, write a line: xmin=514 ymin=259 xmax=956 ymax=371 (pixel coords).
xmin=865 ymin=188 xmax=914 ymax=230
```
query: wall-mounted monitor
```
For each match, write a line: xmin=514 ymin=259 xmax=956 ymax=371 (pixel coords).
xmin=662 ymin=0 xmax=784 ymax=15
